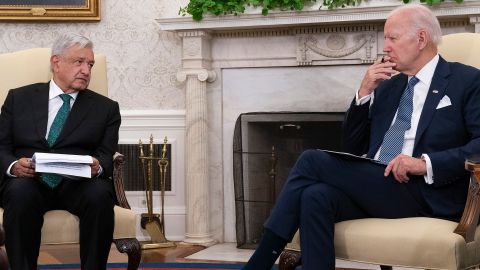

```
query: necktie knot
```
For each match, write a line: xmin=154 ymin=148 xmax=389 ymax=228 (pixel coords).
xmin=408 ymin=76 xmax=419 ymax=88
xmin=59 ymin=93 xmax=72 ymax=103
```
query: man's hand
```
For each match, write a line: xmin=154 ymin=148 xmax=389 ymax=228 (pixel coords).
xmin=358 ymin=56 xmax=397 ymax=98
xmin=11 ymin=157 xmax=36 ymax=178
xmin=384 ymin=154 xmax=427 ymax=183
xmin=90 ymin=157 xmax=100 ymax=177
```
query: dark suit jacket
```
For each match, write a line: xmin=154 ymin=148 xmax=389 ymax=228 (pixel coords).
xmin=0 ymin=82 xmax=121 ymax=198
xmin=343 ymin=56 xmax=480 ymax=220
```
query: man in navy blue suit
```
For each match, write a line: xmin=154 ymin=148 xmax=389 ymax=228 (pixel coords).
xmin=243 ymin=4 xmax=480 ymax=270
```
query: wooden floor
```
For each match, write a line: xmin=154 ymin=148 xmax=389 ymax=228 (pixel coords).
xmin=38 ymin=242 xmax=206 ymax=265
xmin=37 ymin=243 xmax=357 ymax=270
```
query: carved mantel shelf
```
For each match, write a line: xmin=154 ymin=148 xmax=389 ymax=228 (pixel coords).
xmin=157 ymin=1 xmax=480 ymax=32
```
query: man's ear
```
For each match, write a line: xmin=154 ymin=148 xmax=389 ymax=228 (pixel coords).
xmin=418 ymin=30 xmax=428 ymax=50
xmin=50 ymin=55 xmax=60 ymax=72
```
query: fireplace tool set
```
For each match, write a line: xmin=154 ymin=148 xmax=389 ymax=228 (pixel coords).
xmin=139 ymin=135 xmax=175 ymax=249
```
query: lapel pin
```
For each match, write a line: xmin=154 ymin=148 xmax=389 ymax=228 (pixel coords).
xmin=432 ymin=90 xmax=439 ymax=94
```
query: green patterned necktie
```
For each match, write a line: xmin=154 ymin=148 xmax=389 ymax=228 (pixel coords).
xmin=41 ymin=94 xmax=72 ymax=188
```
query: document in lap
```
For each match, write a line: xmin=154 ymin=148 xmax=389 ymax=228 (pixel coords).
xmin=320 ymin=149 xmax=384 ymax=165
xmin=32 ymin=152 xmax=93 ymax=178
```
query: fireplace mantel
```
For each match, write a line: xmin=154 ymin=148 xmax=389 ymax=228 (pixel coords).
xmin=158 ymin=1 xmax=480 ymax=31
xmin=157 ymin=1 xmax=480 ymax=245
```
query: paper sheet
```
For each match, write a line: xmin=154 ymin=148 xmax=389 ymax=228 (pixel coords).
xmin=32 ymin=152 xmax=93 ymax=178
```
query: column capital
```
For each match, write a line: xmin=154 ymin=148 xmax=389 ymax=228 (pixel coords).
xmin=469 ymin=16 xmax=480 ymax=33
xmin=177 ymin=68 xmax=216 ymax=83
xmin=177 ymin=30 xmax=213 ymax=70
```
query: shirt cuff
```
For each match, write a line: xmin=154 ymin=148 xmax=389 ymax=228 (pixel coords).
xmin=355 ymin=90 xmax=372 ymax=105
xmin=6 ymin=161 xmax=18 ymax=177
xmin=97 ymin=165 xmax=103 ymax=177
xmin=422 ymin=154 xmax=434 ymax=184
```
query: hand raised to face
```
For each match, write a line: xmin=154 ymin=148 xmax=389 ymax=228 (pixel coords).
xmin=357 ymin=56 xmax=397 ymax=98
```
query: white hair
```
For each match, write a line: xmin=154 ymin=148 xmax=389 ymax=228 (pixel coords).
xmin=388 ymin=4 xmax=442 ymax=46
xmin=51 ymin=32 xmax=93 ymax=57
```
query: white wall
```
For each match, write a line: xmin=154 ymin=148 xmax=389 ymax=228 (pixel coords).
xmin=0 ymin=0 xmax=187 ymax=110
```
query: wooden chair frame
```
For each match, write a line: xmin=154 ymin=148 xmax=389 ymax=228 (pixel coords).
xmin=112 ymin=153 xmax=142 ymax=270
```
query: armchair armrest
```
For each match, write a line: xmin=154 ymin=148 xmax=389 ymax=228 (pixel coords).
xmin=113 ymin=152 xmax=131 ymax=209
xmin=453 ymin=160 xmax=480 ymax=242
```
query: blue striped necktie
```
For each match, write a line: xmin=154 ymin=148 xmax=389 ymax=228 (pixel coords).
xmin=377 ymin=76 xmax=419 ymax=164
xmin=41 ymin=94 xmax=72 ymax=188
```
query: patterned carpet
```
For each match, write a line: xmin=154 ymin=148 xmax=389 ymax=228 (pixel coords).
xmin=37 ymin=262 xmax=251 ymax=270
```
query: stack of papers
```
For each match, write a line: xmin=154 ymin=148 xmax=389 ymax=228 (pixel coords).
xmin=32 ymin=153 xmax=93 ymax=178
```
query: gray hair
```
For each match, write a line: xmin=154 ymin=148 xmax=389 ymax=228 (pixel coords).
xmin=51 ymin=32 xmax=93 ymax=57
xmin=388 ymin=4 xmax=442 ymax=46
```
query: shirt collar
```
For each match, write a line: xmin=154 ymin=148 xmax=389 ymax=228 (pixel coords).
xmin=49 ymin=79 xmax=79 ymax=101
xmin=411 ymin=54 xmax=439 ymax=85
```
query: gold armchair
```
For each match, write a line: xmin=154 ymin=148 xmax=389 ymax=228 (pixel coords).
xmin=0 ymin=48 xmax=141 ymax=269
xmin=279 ymin=33 xmax=480 ymax=270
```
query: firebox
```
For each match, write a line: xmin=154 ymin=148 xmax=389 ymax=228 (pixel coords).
xmin=233 ymin=112 xmax=344 ymax=248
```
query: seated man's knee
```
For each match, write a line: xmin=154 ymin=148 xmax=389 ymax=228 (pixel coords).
xmin=297 ymin=149 xmax=330 ymax=164
xmin=81 ymin=180 xmax=115 ymax=208
xmin=2 ymin=178 xmax=42 ymax=207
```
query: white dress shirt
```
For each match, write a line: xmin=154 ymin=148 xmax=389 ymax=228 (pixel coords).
xmin=46 ymin=80 xmax=78 ymax=139
xmin=355 ymin=55 xmax=439 ymax=184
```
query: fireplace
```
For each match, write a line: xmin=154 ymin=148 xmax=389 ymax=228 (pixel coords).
xmin=233 ymin=112 xmax=344 ymax=248
xmin=157 ymin=2 xmax=480 ymax=244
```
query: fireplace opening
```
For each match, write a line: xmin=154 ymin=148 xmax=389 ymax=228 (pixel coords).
xmin=233 ymin=112 xmax=344 ymax=249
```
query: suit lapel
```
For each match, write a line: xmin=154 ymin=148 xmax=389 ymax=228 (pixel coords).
xmin=413 ymin=57 xmax=450 ymax=151
xmin=53 ymin=90 xmax=95 ymax=146
xmin=31 ymin=83 xmax=50 ymax=146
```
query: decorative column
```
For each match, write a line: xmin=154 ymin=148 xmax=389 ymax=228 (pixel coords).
xmin=470 ymin=16 xmax=480 ymax=33
xmin=176 ymin=31 xmax=216 ymax=246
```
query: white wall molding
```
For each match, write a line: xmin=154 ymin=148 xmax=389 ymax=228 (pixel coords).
xmin=120 ymin=110 xmax=186 ymax=129
xmin=119 ymin=109 xmax=186 ymax=241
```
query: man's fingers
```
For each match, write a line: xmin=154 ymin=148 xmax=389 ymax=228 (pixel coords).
xmin=384 ymin=162 xmax=393 ymax=177
xmin=385 ymin=157 xmax=410 ymax=183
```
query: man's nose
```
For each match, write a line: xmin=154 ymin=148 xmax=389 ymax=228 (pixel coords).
xmin=383 ymin=42 xmax=391 ymax=52
xmin=80 ymin=63 xmax=91 ymax=75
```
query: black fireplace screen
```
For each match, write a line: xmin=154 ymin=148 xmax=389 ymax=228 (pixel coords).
xmin=233 ymin=112 xmax=344 ymax=249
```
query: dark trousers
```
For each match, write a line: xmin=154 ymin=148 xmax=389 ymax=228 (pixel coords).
xmin=1 ymin=177 xmax=115 ymax=270
xmin=264 ymin=150 xmax=431 ymax=270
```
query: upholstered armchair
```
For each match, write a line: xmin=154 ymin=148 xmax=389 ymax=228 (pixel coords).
xmin=0 ymin=48 xmax=141 ymax=270
xmin=279 ymin=33 xmax=480 ymax=270
xmin=0 ymin=224 xmax=7 ymax=270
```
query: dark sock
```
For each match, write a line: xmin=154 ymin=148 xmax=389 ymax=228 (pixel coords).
xmin=242 ymin=229 xmax=288 ymax=270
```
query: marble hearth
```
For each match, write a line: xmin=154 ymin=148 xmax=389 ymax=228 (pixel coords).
xmin=157 ymin=1 xmax=480 ymax=244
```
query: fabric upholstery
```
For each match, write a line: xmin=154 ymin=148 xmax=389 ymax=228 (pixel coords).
xmin=287 ymin=218 xmax=480 ymax=269
xmin=437 ymin=33 xmax=480 ymax=69
xmin=0 ymin=206 xmax=136 ymax=243
xmin=285 ymin=32 xmax=480 ymax=270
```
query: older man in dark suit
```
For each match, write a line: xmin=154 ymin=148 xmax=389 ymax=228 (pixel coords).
xmin=0 ymin=33 xmax=121 ymax=270
xmin=243 ymin=4 xmax=480 ymax=270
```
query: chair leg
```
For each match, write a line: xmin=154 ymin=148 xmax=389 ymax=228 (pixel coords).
xmin=380 ymin=266 xmax=393 ymax=270
xmin=279 ymin=249 xmax=302 ymax=270
xmin=113 ymin=238 xmax=141 ymax=270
